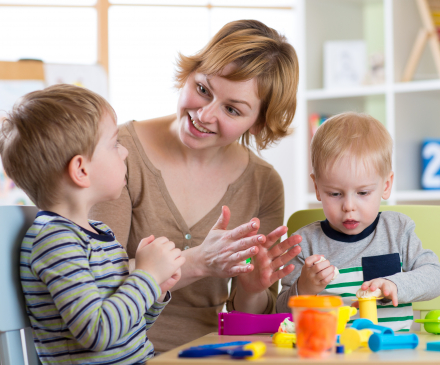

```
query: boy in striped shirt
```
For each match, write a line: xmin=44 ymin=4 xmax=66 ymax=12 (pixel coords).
xmin=277 ymin=112 xmax=440 ymax=331
xmin=0 ymin=84 xmax=185 ymax=364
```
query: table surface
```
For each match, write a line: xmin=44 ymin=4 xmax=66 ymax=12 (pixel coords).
xmin=148 ymin=332 xmax=440 ymax=365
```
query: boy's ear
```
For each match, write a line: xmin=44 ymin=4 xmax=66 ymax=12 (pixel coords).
xmin=310 ymin=173 xmax=322 ymax=201
xmin=67 ymin=155 xmax=91 ymax=188
xmin=381 ymin=171 xmax=394 ymax=200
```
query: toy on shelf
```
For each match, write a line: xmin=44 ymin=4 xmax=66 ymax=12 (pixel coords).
xmin=415 ymin=310 xmax=440 ymax=334
xmin=402 ymin=0 xmax=440 ymax=81
xmin=289 ymin=295 xmax=342 ymax=358
xmin=218 ymin=311 xmax=293 ymax=335
xmin=178 ymin=340 xmax=266 ymax=360
xmin=272 ymin=332 xmax=297 ymax=348
xmin=368 ymin=333 xmax=419 ymax=352
xmin=351 ymin=319 xmax=394 ymax=335
xmin=309 ymin=113 xmax=328 ymax=138
xmin=339 ymin=328 xmax=373 ymax=354
xmin=337 ymin=306 xmax=357 ymax=334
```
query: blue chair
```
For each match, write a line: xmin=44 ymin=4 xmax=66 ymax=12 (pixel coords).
xmin=0 ymin=205 xmax=40 ymax=365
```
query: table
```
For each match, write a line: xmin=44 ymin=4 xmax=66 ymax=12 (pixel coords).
xmin=149 ymin=332 xmax=440 ymax=364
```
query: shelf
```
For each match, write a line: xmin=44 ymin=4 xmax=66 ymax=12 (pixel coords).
xmin=395 ymin=190 xmax=440 ymax=202
xmin=394 ymin=79 xmax=440 ymax=94
xmin=305 ymin=85 xmax=387 ymax=100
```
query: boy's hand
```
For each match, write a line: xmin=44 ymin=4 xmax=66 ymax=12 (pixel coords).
xmin=135 ymin=236 xmax=186 ymax=286
xmin=297 ymin=255 xmax=336 ymax=295
xmin=360 ymin=278 xmax=398 ymax=306
xmin=158 ymin=268 xmax=181 ymax=302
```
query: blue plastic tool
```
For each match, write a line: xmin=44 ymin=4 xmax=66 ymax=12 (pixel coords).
xmin=368 ymin=333 xmax=419 ymax=352
xmin=426 ymin=341 xmax=440 ymax=351
xmin=351 ymin=319 xmax=394 ymax=335
xmin=178 ymin=341 xmax=252 ymax=359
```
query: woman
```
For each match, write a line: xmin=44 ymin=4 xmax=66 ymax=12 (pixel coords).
xmin=90 ymin=19 xmax=301 ymax=352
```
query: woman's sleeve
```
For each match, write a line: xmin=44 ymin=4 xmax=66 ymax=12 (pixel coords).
xmin=89 ymin=186 xmax=132 ymax=250
xmin=226 ymin=167 xmax=285 ymax=314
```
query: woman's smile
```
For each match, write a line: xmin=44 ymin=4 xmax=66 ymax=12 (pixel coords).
xmin=189 ymin=114 xmax=215 ymax=134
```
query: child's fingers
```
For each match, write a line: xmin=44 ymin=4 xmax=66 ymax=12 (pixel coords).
xmin=318 ymin=266 xmax=335 ymax=284
xmin=304 ymin=254 xmax=323 ymax=268
xmin=137 ymin=235 xmax=155 ymax=251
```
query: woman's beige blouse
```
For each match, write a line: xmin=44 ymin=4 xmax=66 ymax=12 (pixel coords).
xmin=89 ymin=120 xmax=285 ymax=352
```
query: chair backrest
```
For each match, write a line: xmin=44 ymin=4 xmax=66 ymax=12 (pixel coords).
xmin=287 ymin=205 xmax=440 ymax=311
xmin=0 ymin=205 xmax=40 ymax=365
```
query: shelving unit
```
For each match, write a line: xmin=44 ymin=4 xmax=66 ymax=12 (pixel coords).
xmin=292 ymin=0 xmax=440 ymax=211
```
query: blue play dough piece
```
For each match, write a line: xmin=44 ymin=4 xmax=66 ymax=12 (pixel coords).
xmin=368 ymin=333 xmax=419 ymax=352
xmin=427 ymin=341 xmax=440 ymax=351
xmin=351 ymin=319 xmax=394 ymax=335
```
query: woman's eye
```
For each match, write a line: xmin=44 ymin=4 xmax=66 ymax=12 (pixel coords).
xmin=115 ymin=139 xmax=121 ymax=148
xmin=197 ymin=84 xmax=209 ymax=95
xmin=226 ymin=106 xmax=239 ymax=116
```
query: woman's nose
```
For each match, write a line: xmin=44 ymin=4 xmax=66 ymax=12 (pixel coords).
xmin=198 ymin=102 xmax=217 ymax=124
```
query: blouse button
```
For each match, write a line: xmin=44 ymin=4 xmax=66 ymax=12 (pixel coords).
xmin=185 ymin=234 xmax=192 ymax=240
xmin=184 ymin=246 xmax=190 ymax=250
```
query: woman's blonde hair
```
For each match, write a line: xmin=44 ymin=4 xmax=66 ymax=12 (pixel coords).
xmin=175 ymin=19 xmax=299 ymax=150
xmin=311 ymin=112 xmax=393 ymax=180
xmin=0 ymin=84 xmax=113 ymax=209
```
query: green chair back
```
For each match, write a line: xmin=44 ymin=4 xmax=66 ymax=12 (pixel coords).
xmin=287 ymin=205 xmax=440 ymax=311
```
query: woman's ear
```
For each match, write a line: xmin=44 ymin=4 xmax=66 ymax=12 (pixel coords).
xmin=67 ymin=155 xmax=91 ymax=188
xmin=249 ymin=117 xmax=264 ymax=135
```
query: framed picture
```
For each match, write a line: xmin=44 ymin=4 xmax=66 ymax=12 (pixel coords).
xmin=324 ymin=40 xmax=366 ymax=89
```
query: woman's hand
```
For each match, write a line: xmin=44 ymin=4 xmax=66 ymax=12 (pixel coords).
xmin=198 ymin=205 xmax=264 ymax=278
xmin=237 ymin=226 xmax=302 ymax=294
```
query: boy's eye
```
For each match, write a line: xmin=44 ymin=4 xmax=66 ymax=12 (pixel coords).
xmin=328 ymin=192 xmax=340 ymax=197
xmin=358 ymin=191 xmax=369 ymax=196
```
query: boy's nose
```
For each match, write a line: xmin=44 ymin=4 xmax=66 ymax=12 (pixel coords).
xmin=342 ymin=196 xmax=355 ymax=212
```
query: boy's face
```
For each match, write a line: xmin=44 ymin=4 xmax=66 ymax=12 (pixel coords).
xmin=89 ymin=112 xmax=128 ymax=202
xmin=312 ymin=156 xmax=393 ymax=235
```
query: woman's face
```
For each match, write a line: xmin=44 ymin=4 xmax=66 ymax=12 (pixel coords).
xmin=176 ymin=63 xmax=261 ymax=150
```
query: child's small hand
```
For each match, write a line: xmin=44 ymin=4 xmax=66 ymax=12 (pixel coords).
xmin=361 ymin=278 xmax=398 ymax=306
xmin=135 ymin=236 xmax=186 ymax=286
xmin=158 ymin=268 xmax=181 ymax=302
xmin=297 ymin=254 xmax=336 ymax=295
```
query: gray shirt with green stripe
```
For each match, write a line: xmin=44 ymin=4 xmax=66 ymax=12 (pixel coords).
xmin=277 ymin=211 xmax=440 ymax=331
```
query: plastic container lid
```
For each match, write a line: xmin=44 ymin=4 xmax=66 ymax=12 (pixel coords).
xmin=289 ymin=295 xmax=343 ymax=308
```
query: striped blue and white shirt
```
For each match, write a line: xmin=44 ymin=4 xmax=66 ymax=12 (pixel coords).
xmin=278 ymin=211 xmax=440 ymax=332
xmin=20 ymin=211 xmax=169 ymax=365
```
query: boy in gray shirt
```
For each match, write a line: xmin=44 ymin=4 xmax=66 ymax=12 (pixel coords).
xmin=277 ymin=112 xmax=440 ymax=331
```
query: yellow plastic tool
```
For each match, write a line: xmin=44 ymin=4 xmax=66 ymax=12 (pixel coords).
xmin=339 ymin=328 xmax=373 ymax=353
xmin=358 ymin=297 xmax=379 ymax=324
xmin=243 ymin=341 xmax=267 ymax=360
xmin=337 ymin=306 xmax=358 ymax=334
xmin=272 ymin=332 xmax=297 ymax=348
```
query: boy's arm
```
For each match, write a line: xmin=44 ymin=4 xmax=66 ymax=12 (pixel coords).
xmin=383 ymin=217 xmax=440 ymax=303
xmin=276 ymin=247 xmax=305 ymax=313
xmin=29 ymin=224 xmax=161 ymax=351
xmin=144 ymin=291 xmax=171 ymax=330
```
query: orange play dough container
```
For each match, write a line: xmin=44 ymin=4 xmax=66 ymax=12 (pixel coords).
xmin=289 ymin=295 xmax=343 ymax=358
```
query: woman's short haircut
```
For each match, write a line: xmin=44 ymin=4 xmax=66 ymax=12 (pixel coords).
xmin=0 ymin=84 xmax=113 ymax=209
xmin=311 ymin=112 xmax=393 ymax=180
xmin=175 ymin=19 xmax=299 ymax=150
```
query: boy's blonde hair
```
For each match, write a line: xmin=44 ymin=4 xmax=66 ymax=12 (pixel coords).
xmin=175 ymin=19 xmax=299 ymax=150
xmin=311 ymin=112 xmax=393 ymax=180
xmin=0 ymin=84 xmax=113 ymax=209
